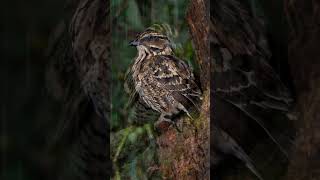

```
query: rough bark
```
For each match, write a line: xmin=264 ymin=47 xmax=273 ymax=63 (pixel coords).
xmin=155 ymin=0 xmax=210 ymax=179
xmin=284 ymin=1 xmax=320 ymax=180
xmin=186 ymin=0 xmax=211 ymax=91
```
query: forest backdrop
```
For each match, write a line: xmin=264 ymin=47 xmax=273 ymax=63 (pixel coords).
xmin=1 ymin=0 xmax=320 ymax=180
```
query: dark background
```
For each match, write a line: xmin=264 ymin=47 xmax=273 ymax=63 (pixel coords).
xmin=2 ymin=0 xmax=320 ymax=180
xmin=1 ymin=0 xmax=66 ymax=179
xmin=0 ymin=0 xmax=289 ymax=179
xmin=1 ymin=0 xmax=193 ymax=179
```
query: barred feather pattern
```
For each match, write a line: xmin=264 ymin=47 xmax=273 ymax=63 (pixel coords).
xmin=66 ymin=0 xmax=110 ymax=179
xmin=211 ymin=0 xmax=293 ymax=154
xmin=210 ymin=0 xmax=295 ymax=179
xmin=126 ymin=31 xmax=202 ymax=124
xmin=139 ymin=57 xmax=199 ymax=117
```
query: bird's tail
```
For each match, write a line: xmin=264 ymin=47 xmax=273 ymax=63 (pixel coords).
xmin=214 ymin=126 xmax=264 ymax=180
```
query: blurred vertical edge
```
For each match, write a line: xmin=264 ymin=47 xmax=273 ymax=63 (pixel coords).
xmin=46 ymin=0 xmax=111 ymax=179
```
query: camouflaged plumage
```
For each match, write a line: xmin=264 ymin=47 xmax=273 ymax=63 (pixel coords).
xmin=126 ymin=29 xmax=202 ymax=127
xmin=211 ymin=0 xmax=294 ymax=179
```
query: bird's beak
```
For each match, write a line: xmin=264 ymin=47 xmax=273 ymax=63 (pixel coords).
xmin=129 ymin=40 xmax=139 ymax=46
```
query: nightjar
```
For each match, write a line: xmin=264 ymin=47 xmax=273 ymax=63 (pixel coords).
xmin=212 ymin=0 xmax=294 ymax=149
xmin=125 ymin=28 xmax=202 ymax=129
xmin=211 ymin=0 xmax=294 ymax=179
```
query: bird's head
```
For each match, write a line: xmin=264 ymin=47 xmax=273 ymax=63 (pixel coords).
xmin=129 ymin=29 xmax=173 ymax=56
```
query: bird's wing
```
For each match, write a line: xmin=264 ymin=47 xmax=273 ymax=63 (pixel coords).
xmin=213 ymin=53 xmax=293 ymax=112
xmin=213 ymin=44 xmax=291 ymax=158
xmin=213 ymin=126 xmax=264 ymax=180
xmin=124 ymin=65 xmax=139 ymax=109
xmin=211 ymin=0 xmax=293 ymax=157
xmin=212 ymin=0 xmax=293 ymax=109
xmin=149 ymin=55 xmax=202 ymax=112
xmin=124 ymin=63 xmax=159 ymax=124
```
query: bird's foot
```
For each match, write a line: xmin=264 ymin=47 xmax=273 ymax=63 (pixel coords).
xmin=154 ymin=115 xmax=182 ymax=133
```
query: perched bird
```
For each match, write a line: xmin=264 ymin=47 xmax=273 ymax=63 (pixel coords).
xmin=211 ymin=0 xmax=294 ymax=179
xmin=125 ymin=28 xmax=202 ymax=128
xmin=47 ymin=1 xmax=110 ymax=179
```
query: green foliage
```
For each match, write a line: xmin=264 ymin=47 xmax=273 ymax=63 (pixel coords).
xmin=111 ymin=124 xmax=158 ymax=179
xmin=126 ymin=1 xmax=144 ymax=29
xmin=110 ymin=0 xmax=196 ymax=178
xmin=111 ymin=0 xmax=196 ymax=130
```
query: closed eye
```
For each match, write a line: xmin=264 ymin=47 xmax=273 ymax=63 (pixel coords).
xmin=150 ymin=46 xmax=161 ymax=51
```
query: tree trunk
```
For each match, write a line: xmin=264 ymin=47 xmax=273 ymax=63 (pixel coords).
xmin=284 ymin=1 xmax=320 ymax=180
xmin=156 ymin=0 xmax=210 ymax=179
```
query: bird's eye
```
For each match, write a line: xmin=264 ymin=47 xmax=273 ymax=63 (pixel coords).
xmin=150 ymin=47 xmax=160 ymax=51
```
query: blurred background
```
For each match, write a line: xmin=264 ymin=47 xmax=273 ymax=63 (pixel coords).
xmin=1 ymin=0 xmax=68 ymax=179
xmin=1 ymin=0 xmax=197 ymax=179
xmin=1 ymin=0 xmax=308 ymax=179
